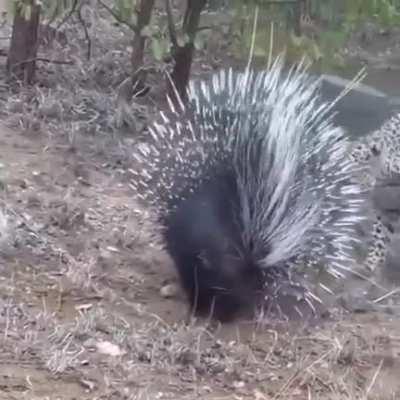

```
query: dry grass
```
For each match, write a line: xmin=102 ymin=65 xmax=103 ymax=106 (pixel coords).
xmin=0 ymin=1 xmax=155 ymax=167
xmin=0 ymin=288 xmax=399 ymax=399
xmin=0 ymin=206 xmax=9 ymax=248
xmin=0 ymin=172 xmax=398 ymax=398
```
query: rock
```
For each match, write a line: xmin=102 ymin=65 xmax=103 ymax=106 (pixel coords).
xmin=160 ymin=283 xmax=179 ymax=298
xmin=372 ymin=185 xmax=400 ymax=212
xmin=357 ymin=22 xmax=379 ymax=45
xmin=319 ymin=74 xmax=392 ymax=138
xmin=371 ymin=180 xmax=400 ymax=232
xmin=384 ymin=233 xmax=400 ymax=284
xmin=95 ymin=341 xmax=125 ymax=357
xmin=338 ymin=292 xmax=378 ymax=313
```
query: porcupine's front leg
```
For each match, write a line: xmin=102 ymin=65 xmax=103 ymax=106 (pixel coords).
xmin=260 ymin=257 xmax=319 ymax=319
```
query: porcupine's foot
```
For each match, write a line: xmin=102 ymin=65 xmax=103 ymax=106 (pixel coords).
xmin=262 ymin=282 xmax=322 ymax=321
xmin=260 ymin=266 xmax=322 ymax=321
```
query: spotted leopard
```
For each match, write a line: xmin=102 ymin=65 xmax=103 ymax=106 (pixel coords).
xmin=348 ymin=112 xmax=400 ymax=273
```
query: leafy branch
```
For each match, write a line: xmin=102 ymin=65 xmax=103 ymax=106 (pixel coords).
xmin=97 ymin=0 xmax=139 ymax=33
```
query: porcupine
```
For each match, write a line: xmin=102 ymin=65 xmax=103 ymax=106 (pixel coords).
xmin=129 ymin=56 xmax=367 ymax=322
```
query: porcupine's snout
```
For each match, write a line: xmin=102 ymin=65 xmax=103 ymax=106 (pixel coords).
xmin=163 ymin=176 xmax=264 ymax=321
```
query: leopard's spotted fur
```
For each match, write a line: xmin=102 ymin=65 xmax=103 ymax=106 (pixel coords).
xmin=348 ymin=113 xmax=400 ymax=273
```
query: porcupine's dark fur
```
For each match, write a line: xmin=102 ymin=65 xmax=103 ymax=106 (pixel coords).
xmin=129 ymin=56 xmax=367 ymax=322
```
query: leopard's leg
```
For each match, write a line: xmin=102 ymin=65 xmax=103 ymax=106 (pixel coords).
xmin=380 ymin=151 xmax=400 ymax=176
xmin=364 ymin=215 xmax=391 ymax=273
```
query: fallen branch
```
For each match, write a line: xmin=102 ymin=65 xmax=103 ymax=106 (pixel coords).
xmin=0 ymin=50 xmax=74 ymax=66
xmin=26 ymin=57 xmax=74 ymax=65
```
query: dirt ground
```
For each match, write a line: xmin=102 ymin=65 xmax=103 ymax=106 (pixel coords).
xmin=0 ymin=111 xmax=400 ymax=400
xmin=0 ymin=3 xmax=400 ymax=400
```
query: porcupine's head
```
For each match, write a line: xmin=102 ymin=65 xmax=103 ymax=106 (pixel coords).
xmin=129 ymin=56 xmax=367 ymax=321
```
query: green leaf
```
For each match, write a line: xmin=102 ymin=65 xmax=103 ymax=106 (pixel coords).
xmin=23 ymin=4 xmax=32 ymax=20
xmin=131 ymin=12 xmax=138 ymax=27
xmin=151 ymin=37 xmax=165 ymax=61
xmin=194 ymin=34 xmax=205 ymax=51
xmin=46 ymin=0 xmax=60 ymax=21
xmin=176 ymin=33 xmax=185 ymax=47
xmin=311 ymin=41 xmax=323 ymax=61
xmin=141 ymin=25 xmax=152 ymax=37
xmin=5 ymin=0 xmax=17 ymax=16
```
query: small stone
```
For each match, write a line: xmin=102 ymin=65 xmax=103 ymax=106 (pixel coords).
xmin=26 ymin=193 xmax=42 ymax=207
xmin=233 ymin=380 xmax=245 ymax=389
xmin=75 ymin=303 xmax=93 ymax=312
xmin=96 ymin=341 xmax=125 ymax=357
xmin=160 ymin=283 xmax=179 ymax=298
xmin=39 ymin=102 xmax=62 ymax=118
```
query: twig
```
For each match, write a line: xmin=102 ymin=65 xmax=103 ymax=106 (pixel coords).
xmin=274 ymin=348 xmax=336 ymax=399
xmin=56 ymin=0 xmax=80 ymax=30
xmin=33 ymin=57 xmax=74 ymax=65
xmin=76 ymin=5 xmax=91 ymax=60
xmin=196 ymin=25 xmax=214 ymax=32
xmin=165 ymin=0 xmax=178 ymax=49
xmin=364 ymin=359 xmax=384 ymax=399
xmin=273 ymin=369 xmax=301 ymax=399
xmin=373 ymin=287 xmax=400 ymax=304
xmin=97 ymin=0 xmax=138 ymax=33
xmin=5 ymin=55 xmax=74 ymax=66
xmin=246 ymin=5 xmax=259 ymax=71
xmin=267 ymin=21 xmax=274 ymax=70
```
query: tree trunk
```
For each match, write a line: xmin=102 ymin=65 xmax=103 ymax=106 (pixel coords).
xmin=6 ymin=1 xmax=41 ymax=84
xmin=294 ymin=0 xmax=306 ymax=36
xmin=169 ymin=43 xmax=195 ymax=104
xmin=131 ymin=0 xmax=156 ymax=74
xmin=168 ymin=0 xmax=207 ymax=106
xmin=129 ymin=0 xmax=155 ymax=97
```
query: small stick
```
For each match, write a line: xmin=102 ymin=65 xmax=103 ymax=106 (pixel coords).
xmin=373 ymin=287 xmax=400 ymax=304
xmin=0 ymin=51 xmax=74 ymax=65
xmin=364 ymin=359 xmax=384 ymax=399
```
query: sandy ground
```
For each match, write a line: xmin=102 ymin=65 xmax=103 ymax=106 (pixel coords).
xmin=0 ymin=104 xmax=399 ymax=400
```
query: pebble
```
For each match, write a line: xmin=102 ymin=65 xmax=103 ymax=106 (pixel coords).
xmin=160 ymin=283 xmax=179 ymax=298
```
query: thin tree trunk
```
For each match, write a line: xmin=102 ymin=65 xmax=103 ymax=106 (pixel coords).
xmin=129 ymin=0 xmax=155 ymax=97
xmin=168 ymin=0 xmax=207 ymax=106
xmin=294 ymin=0 xmax=306 ymax=36
xmin=6 ymin=1 xmax=41 ymax=84
xmin=131 ymin=0 xmax=156 ymax=74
